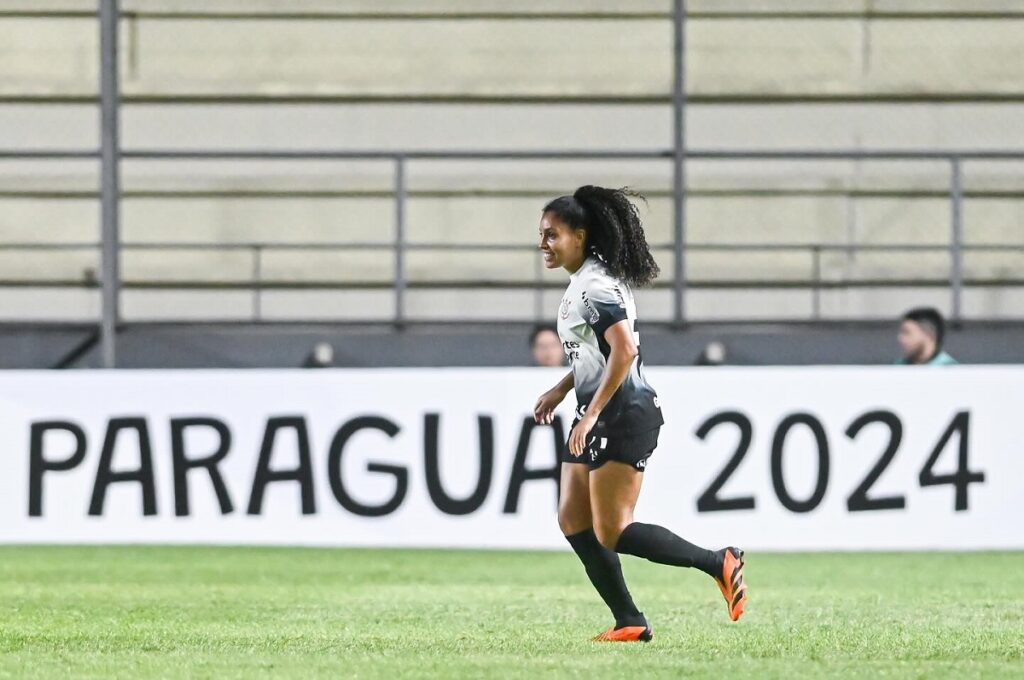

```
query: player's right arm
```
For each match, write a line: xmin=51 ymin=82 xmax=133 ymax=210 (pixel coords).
xmin=534 ymin=371 xmax=574 ymax=425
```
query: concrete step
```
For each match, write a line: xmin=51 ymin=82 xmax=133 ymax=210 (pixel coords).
xmin=3 ymin=15 xmax=1023 ymax=97
xmin=1 ymin=284 xmax=1021 ymax=323
xmin=1 ymin=193 xmax=1021 ymax=283
xmin=9 ymin=102 xmax=1024 ymax=152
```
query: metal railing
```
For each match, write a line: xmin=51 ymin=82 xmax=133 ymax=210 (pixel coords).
xmin=3 ymin=234 xmax=1023 ymax=323
xmin=6 ymin=146 xmax=1014 ymax=320
xmin=2 ymin=149 xmax=1024 ymax=323
xmin=3 ymin=1 xmax=1024 ymax=366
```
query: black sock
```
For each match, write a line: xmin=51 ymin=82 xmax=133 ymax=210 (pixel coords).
xmin=614 ymin=522 xmax=721 ymax=577
xmin=565 ymin=528 xmax=645 ymax=628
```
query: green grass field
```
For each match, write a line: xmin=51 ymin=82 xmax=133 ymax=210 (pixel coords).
xmin=1 ymin=546 xmax=1021 ymax=679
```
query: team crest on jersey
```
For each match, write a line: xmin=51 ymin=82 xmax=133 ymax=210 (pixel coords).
xmin=559 ymin=297 xmax=571 ymax=319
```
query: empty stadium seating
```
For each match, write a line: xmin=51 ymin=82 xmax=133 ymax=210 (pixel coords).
xmin=1 ymin=0 xmax=1022 ymax=321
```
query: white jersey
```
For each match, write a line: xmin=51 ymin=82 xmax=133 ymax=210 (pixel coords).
xmin=557 ymin=255 xmax=664 ymax=436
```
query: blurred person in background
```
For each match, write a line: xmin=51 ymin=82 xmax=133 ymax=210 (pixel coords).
xmin=695 ymin=340 xmax=728 ymax=366
xmin=897 ymin=307 xmax=958 ymax=365
xmin=530 ymin=324 xmax=566 ymax=367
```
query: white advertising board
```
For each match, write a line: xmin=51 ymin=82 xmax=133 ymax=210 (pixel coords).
xmin=1 ymin=367 xmax=1020 ymax=551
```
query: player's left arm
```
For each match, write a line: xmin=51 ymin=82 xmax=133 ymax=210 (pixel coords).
xmin=567 ymin=320 xmax=637 ymax=456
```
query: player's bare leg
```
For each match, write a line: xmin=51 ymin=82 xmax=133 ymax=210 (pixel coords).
xmin=558 ymin=462 xmax=592 ymax=537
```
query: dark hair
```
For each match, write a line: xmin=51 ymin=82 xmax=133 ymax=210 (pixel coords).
xmin=529 ymin=324 xmax=558 ymax=347
xmin=902 ymin=307 xmax=945 ymax=347
xmin=542 ymin=185 xmax=660 ymax=287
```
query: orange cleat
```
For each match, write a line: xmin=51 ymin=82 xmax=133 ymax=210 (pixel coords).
xmin=592 ymin=624 xmax=653 ymax=642
xmin=714 ymin=547 xmax=748 ymax=622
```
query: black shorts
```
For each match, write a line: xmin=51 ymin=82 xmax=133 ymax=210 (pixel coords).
xmin=561 ymin=421 xmax=660 ymax=472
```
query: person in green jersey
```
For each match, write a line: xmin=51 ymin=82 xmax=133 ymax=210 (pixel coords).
xmin=897 ymin=307 xmax=958 ymax=365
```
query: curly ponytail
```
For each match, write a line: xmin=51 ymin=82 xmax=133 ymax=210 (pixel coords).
xmin=542 ymin=186 xmax=660 ymax=287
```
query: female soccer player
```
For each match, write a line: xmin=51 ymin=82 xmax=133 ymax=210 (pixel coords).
xmin=533 ymin=185 xmax=747 ymax=642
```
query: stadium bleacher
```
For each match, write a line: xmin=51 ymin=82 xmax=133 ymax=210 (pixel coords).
xmin=4 ymin=8 xmax=1024 ymax=680
xmin=1 ymin=0 xmax=1022 ymax=328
